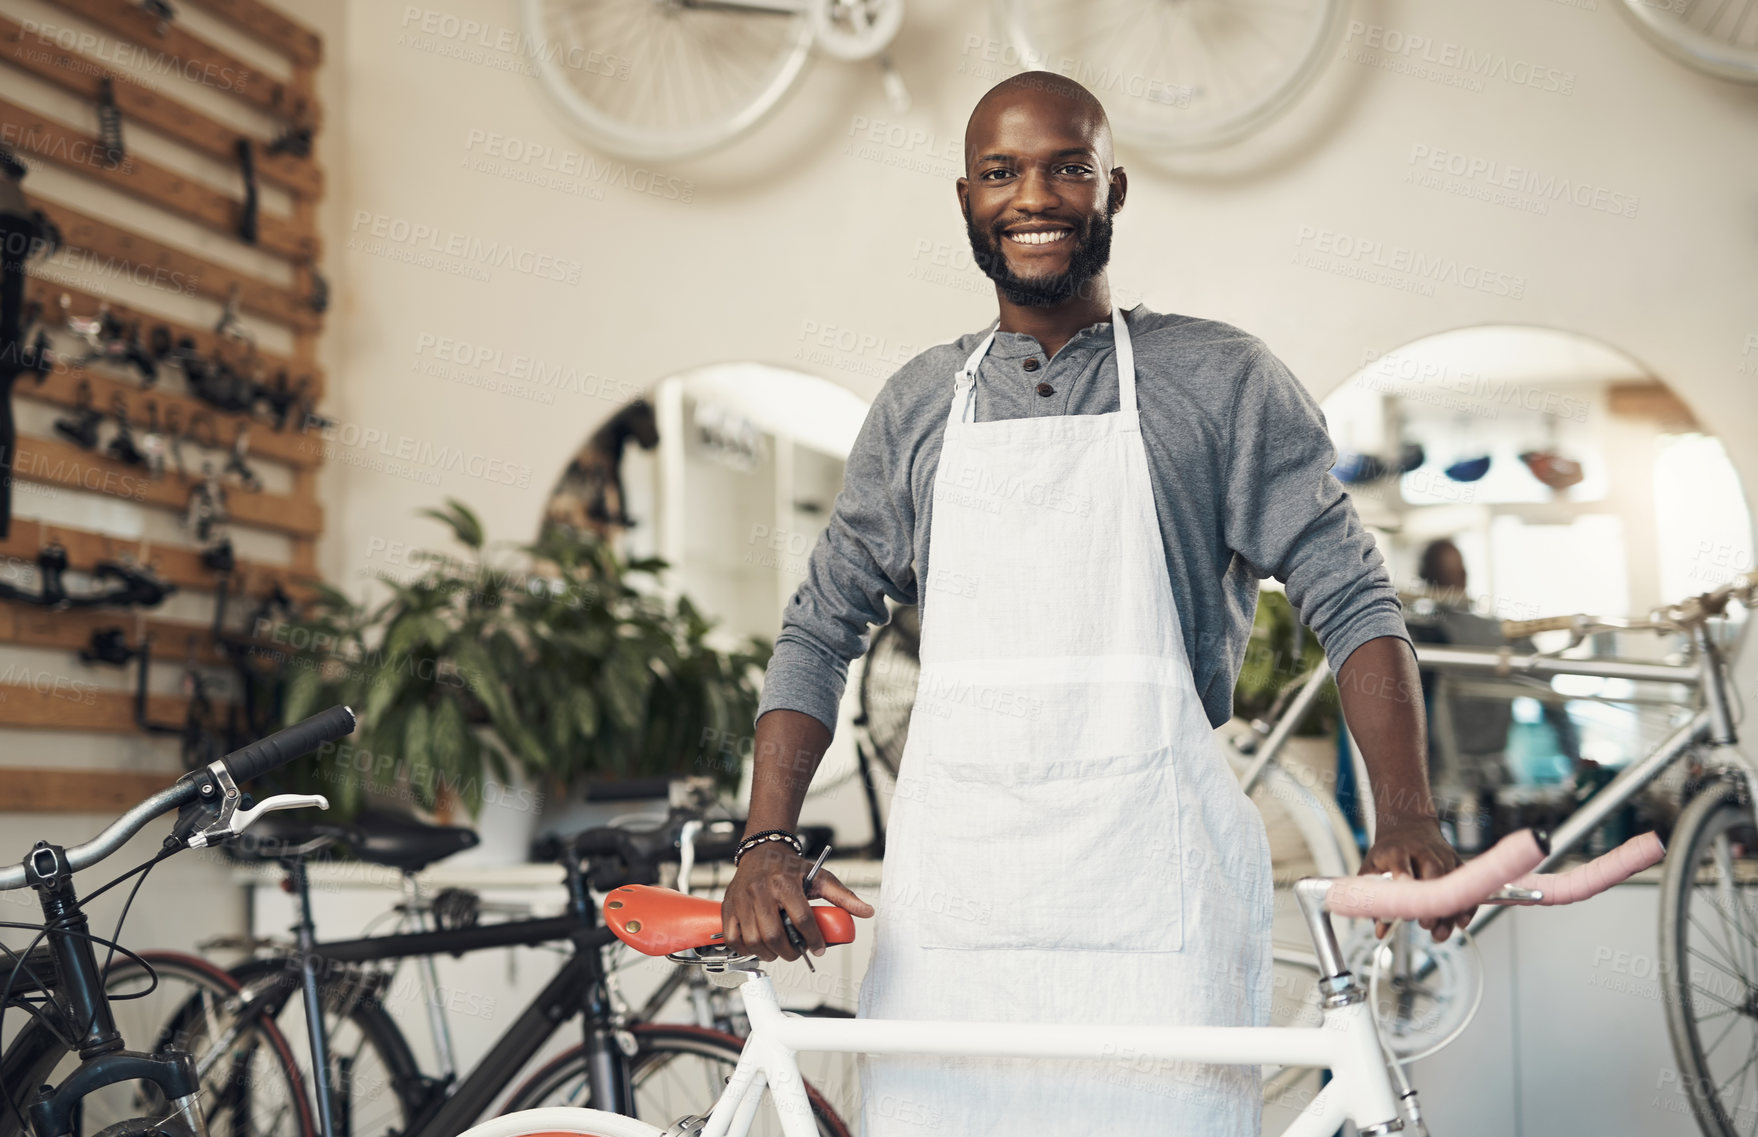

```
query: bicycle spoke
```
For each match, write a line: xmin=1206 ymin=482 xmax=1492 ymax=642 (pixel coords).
xmin=1691 ymin=898 xmax=1753 ymax=982
xmin=1692 ymin=944 xmax=1754 ymax=989
xmin=1705 ymin=1008 xmax=1747 ymax=1059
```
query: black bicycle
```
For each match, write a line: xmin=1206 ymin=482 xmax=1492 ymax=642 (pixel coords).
xmin=0 ymin=707 xmax=359 ymax=1137
xmin=175 ymin=808 xmax=851 ymax=1137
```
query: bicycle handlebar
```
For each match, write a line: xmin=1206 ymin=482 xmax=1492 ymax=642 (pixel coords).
xmin=1500 ymin=568 xmax=1758 ymax=640
xmin=1511 ymin=831 xmax=1666 ymax=905
xmin=0 ymin=706 xmax=357 ymax=891
xmin=222 ymin=705 xmax=356 ymax=784
xmin=1322 ymin=830 xmax=1664 ymax=922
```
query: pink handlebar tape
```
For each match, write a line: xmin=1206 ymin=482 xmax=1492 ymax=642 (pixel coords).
xmin=1323 ymin=830 xmax=1664 ymax=922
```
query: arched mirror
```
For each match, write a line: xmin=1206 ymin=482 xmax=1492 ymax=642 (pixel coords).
xmin=539 ymin=365 xmax=876 ymax=833
xmin=1320 ymin=325 xmax=1753 ymax=840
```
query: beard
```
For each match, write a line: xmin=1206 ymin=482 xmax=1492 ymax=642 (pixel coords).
xmin=963 ymin=200 xmax=1116 ymax=308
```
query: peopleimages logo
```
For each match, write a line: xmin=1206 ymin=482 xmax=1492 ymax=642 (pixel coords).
xmin=1406 ymin=144 xmax=1639 ymax=218
xmin=348 ymin=211 xmax=583 ymax=285
xmin=17 ymin=18 xmax=252 ymax=93
xmin=1294 ymin=225 xmax=1526 ymax=300
xmin=303 ymin=419 xmax=534 ymax=488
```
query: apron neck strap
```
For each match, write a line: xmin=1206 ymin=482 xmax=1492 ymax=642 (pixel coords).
xmin=1113 ymin=305 xmax=1136 ymax=416
xmin=950 ymin=306 xmax=1135 ymax=426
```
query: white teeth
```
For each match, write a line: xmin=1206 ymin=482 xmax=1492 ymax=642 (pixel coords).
xmin=1006 ymin=230 xmax=1070 ymax=246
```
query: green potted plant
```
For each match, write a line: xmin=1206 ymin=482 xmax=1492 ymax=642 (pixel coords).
xmin=275 ymin=500 xmax=771 ymax=823
xmin=1232 ymin=589 xmax=1338 ymax=736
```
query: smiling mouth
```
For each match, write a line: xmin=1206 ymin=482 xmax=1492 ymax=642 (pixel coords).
xmin=1004 ymin=228 xmax=1072 ymax=246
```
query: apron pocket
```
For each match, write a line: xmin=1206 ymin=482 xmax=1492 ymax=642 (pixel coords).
xmin=901 ymin=742 xmax=1184 ymax=953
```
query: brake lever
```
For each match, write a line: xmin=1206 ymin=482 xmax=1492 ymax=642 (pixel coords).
xmin=187 ymin=760 xmax=329 ymax=848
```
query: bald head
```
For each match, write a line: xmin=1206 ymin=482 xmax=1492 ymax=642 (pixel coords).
xmin=964 ymin=72 xmax=1113 ymax=174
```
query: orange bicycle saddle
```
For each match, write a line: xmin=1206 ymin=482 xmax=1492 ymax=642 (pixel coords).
xmin=603 ymin=885 xmax=857 ymax=956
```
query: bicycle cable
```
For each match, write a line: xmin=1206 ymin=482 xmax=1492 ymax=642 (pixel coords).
xmin=1365 ymin=919 xmax=1484 ymax=1069
xmin=0 ymin=839 xmax=178 ymax=1131
xmin=0 ymin=918 xmax=162 ymax=1134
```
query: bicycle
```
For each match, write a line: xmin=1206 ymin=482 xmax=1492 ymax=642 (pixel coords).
xmin=1231 ymin=570 xmax=1758 ymax=1131
xmin=451 ymin=824 xmax=1663 ymax=1137
xmin=0 ymin=707 xmax=359 ymax=1137
xmin=173 ymin=810 xmax=852 ymax=1137
xmin=517 ymin=0 xmax=1349 ymax=160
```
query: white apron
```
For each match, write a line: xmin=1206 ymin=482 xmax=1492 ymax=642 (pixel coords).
xmin=856 ymin=308 xmax=1274 ymax=1136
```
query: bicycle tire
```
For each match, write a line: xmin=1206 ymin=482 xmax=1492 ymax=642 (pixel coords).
xmin=518 ymin=0 xmax=815 ymax=161
xmin=87 ymin=1120 xmax=177 ymax=1137
xmin=461 ymin=1107 xmax=661 ymax=1137
xmin=1616 ymin=0 xmax=1758 ymax=84
xmin=856 ymin=605 xmax=920 ymax=779
xmin=993 ymin=0 xmax=1349 ymax=150
xmin=1662 ymin=776 xmax=1758 ymax=1137
xmin=504 ymin=1023 xmax=850 ymax=1137
xmin=227 ymin=956 xmax=425 ymax=1137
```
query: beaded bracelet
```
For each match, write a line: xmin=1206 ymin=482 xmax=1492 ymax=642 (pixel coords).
xmin=733 ymin=828 xmax=803 ymax=866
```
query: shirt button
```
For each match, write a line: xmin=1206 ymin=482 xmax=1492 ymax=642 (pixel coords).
xmin=1022 ymin=358 xmax=1040 ymax=372
xmin=1036 ymin=382 xmax=1054 ymax=397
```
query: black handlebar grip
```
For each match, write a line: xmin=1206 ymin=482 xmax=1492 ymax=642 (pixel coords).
xmin=571 ymin=828 xmax=631 ymax=858
xmin=222 ymin=705 xmax=357 ymax=784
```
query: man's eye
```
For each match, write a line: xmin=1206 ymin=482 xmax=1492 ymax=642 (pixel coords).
xmin=1060 ymin=165 xmax=1093 ymax=176
xmin=983 ymin=168 xmax=1014 ymax=180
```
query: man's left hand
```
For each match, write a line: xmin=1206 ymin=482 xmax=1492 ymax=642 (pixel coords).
xmin=1359 ymin=818 xmax=1473 ymax=942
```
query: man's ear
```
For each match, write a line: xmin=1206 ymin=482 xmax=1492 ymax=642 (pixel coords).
xmin=1109 ymin=166 xmax=1128 ymax=214
xmin=955 ymin=176 xmax=969 ymax=216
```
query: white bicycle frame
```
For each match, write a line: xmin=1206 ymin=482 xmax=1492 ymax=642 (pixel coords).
xmin=676 ymin=878 xmax=1421 ymax=1137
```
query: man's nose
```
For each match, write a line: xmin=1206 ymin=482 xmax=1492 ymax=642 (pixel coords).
xmin=1011 ymin=163 xmax=1061 ymax=211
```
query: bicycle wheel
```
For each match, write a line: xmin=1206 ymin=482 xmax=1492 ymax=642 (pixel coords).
xmin=1662 ymin=777 xmax=1758 ymax=1137
xmin=856 ymin=605 xmax=920 ymax=779
xmin=462 ymin=1107 xmax=661 ymax=1137
xmin=519 ymin=0 xmax=815 ymax=161
xmin=504 ymin=1024 xmax=850 ymax=1137
xmin=1618 ymin=0 xmax=1758 ymax=83
xmin=227 ymin=957 xmax=424 ymax=1137
xmin=993 ymin=0 xmax=1349 ymax=150
xmin=43 ymin=952 xmax=316 ymax=1137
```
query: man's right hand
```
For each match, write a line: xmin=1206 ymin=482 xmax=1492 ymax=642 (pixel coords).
xmin=721 ymin=842 xmax=874 ymax=962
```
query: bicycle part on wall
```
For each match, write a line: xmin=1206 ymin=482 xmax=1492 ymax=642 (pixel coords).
xmin=810 ymin=0 xmax=903 ymax=61
xmin=0 ymin=543 xmax=175 ymax=611
xmin=520 ymin=0 xmax=815 ymax=161
xmin=1618 ymin=0 xmax=1758 ymax=82
xmin=0 ymin=146 xmax=59 ymax=539
xmin=544 ymin=397 xmax=660 ymax=542
xmin=994 ymin=0 xmax=1349 ymax=150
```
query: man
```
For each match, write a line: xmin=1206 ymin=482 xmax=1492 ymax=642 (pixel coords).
xmin=1411 ymin=538 xmax=1582 ymax=849
xmin=723 ymin=72 xmax=1472 ymax=1134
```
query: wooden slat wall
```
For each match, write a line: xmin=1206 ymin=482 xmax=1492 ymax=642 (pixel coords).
xmin=0 ymin=525 xmax=313 ymax=600
xmin=27 ymin=280 xmax=325 ymax=396
xmin=36 ymin=200 xmax=319 ymax=331
xmin=0 ymin=14 xmax=320 ymax=197
xmin=12 ymin=436 xmax=323 ymax=537
xmin=0 ymin=0 xmax=328 ymax=775
xmin=179 ymin=0 xmax=321 ymax=68
xmin=25 ymin=365 xmax=324 ymax=469
xmin=0 ymin=768 xmax=185 ymax=811
xmin=38 ymin=0 xmax=319 ymax=124
xmin=0 ymin=95 xmax=314 ymax=261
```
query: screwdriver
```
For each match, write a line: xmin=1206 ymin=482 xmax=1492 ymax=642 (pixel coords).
xmin=782 ymin=845 xmax=833 ymax=972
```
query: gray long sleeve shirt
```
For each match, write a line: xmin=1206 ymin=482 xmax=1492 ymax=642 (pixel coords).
xmin=756 ymin=303 xmax=1412 ymax=737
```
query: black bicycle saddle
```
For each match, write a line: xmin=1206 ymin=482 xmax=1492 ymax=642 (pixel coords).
xmin=346 ymin=808 xmax=479 ymax=872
